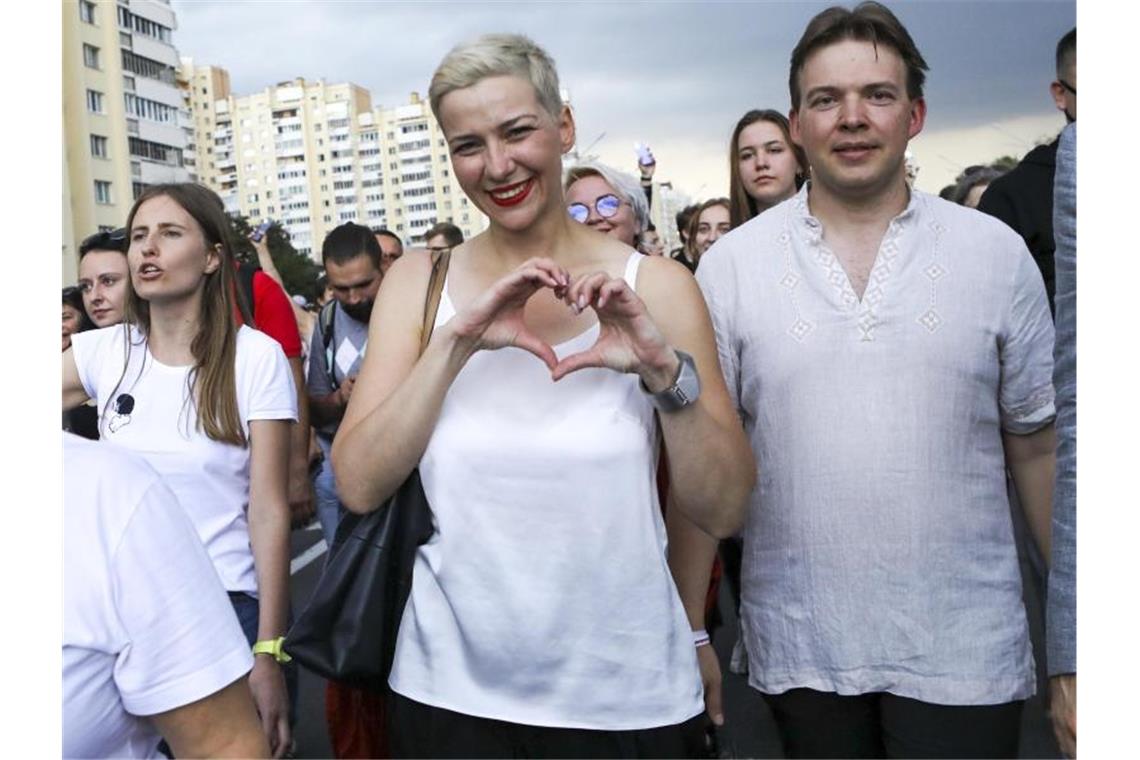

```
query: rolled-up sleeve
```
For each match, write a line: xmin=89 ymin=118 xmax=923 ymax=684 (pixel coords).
xmin=998 ymin=242 xmax=1056 ymax=434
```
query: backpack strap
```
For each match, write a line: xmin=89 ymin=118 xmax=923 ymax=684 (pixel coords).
xmin=318 ymin=300 xmax=339 ymax=391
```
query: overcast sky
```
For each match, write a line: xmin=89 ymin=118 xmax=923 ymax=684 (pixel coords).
xmin=170 ymin=0 xmax=1075 ymax=197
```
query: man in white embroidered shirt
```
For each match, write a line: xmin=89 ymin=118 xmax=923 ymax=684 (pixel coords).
xmin=685 ymin=2 xmax=1056 ymax=757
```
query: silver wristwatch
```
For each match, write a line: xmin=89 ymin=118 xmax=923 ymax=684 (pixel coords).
xmin=641 ymin=350 xmax=701 ymax=412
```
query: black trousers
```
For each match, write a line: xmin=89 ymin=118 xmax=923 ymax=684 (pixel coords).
xmin=389 ymin=690 xmax=708 ymax=758
xmin=762 ymin=688 xmax=1024 ymax=759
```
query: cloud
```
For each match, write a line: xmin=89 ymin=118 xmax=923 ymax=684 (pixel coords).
xmin=172 ymin=0 xmax=1075 ymax=197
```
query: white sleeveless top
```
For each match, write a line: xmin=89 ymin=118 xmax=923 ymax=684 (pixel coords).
xmin=388 ymin=252 xmax=704 ymax=730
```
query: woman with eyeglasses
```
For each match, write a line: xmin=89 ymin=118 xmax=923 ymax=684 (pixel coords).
xmin=62 ymin=183 xmax=297 ymax=758
xmin=331 ymin=33 xmax=754 ymax=757
xmin=564 ymin=160 xmax=650 ymax=251
xmin=728 ymin=109 xmax=808 ymax=229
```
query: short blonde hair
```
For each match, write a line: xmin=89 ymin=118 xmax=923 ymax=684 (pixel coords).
xmin=564 ymin=161 xmax=649 ymax=235
xmin=429 ymin=33 xmax=563 ymax=123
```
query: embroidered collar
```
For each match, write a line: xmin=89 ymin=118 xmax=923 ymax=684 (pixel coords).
xmin=791 ymin=181 xmax=923 ymax=241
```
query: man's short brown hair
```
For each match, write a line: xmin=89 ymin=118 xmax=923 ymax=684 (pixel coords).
xmin=423 ymin=221 xmax=464 ymax=248
xmin=789 ymin=1 xmax=929 ymax=111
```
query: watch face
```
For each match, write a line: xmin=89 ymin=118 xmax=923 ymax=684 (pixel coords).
xmin=675 ymin=351 xmax=700 ymax=404
xmin=648 ymin=350 xmax=700 ymax=412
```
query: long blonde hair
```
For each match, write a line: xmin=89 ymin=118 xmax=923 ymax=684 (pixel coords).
xmin=111 ymin=183 xmax=249 ymax=446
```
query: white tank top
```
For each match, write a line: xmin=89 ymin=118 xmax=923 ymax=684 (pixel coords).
xmin=388 ymin=252 xmax=703 ymax=730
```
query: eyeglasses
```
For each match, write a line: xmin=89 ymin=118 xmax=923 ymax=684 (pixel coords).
xmin=1056 ymin=78 xmax=1076 ymax=95
xmin=79 ymin=227 xmax=128 ymax=255
xmin=567 ymin=194 xmax=624 ymax=224
xmin=426 ymin=245 xmax=452 ymax=255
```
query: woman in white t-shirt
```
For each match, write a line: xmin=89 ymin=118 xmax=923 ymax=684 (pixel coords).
xmin=63 ymin=183 xmax=297 ymax=758
xmin=332 ymin=34 xmax=755 ymax=757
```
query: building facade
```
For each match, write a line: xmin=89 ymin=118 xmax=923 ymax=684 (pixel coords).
xmin=181 ymin=62 xmax=486 ymax=261
xmin=63 ymin=0 xmax=194 ymax=284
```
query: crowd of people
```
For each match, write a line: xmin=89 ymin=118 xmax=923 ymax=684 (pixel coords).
xmin=61 ymin=2 xmax=1077 ymax=758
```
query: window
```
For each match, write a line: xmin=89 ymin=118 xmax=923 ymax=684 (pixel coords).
xmin=86 ymin=89 xmax=104 ymax=113
xmin=123 ymin=93 xmax=177 ymax=124
xmin=83 ymin=44 xmax=100 ymax=69
xmin=79 ymin=1 xmax=96 ymax=24
xmin=90 ymin=135 xmax=108 ymax=159
xmin=121 ymin=50 xmax=176 ymax=84
xmin=94 ymin=181 xmax=112 ymax=205
xmin=129 ymin=137 xmax=183 ymax=165
xmin=118 ymin=7 xmax=173 ymax=43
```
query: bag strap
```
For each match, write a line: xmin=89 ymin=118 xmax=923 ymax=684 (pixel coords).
xmin=420 ymin=249 xmax=452 ymax=354
xmin=318 ymin=301 xmax=339 ymax=391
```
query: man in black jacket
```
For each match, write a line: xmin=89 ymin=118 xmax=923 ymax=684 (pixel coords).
xmin=977 ymin=27 xmax=1075 ymax=315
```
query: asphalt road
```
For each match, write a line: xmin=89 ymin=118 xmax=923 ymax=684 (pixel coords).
xmin=286 ymin=519 xmax=1061 ymax=759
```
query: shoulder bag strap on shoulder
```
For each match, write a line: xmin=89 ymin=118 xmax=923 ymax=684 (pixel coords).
xmin=420 ymin=249 xmax=451 ymax=354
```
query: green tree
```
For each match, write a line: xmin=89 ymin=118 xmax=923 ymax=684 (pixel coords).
xmin=227 ymin=214 xmax=322 ymax=303
xmin=989 ymin=155 xmax=1020 ymax=173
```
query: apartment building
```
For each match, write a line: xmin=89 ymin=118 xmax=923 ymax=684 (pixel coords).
xmin=373 ymin=93 xmax=486 ymax=247
xmin=181 ymin=63 xmax=486 ymax=261
xmin=63 ymin=0 xmax=193 ymax=283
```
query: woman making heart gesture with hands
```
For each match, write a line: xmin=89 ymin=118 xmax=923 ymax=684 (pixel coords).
xmin=332 ymin=33 xmax=754 ymax=758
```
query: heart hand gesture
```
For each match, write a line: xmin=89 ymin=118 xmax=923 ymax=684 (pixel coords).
xmin=552 ymin=271 xmax=677 ymax=389
xmin=449 ymin=257 xmax=569 ymax=372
